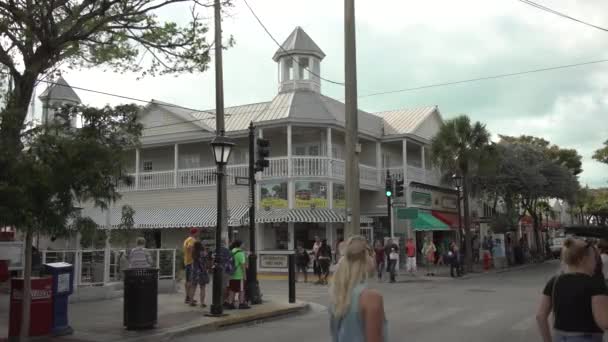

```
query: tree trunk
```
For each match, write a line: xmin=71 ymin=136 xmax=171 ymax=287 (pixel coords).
xmin=19 ymin=227 xmax=33 ymax=342
xmin=463 ymin=174 xmax=473 ymax=272
xmin=0 ymin=74 xmax=37 ymax=156
xmin=531 ymin=212 xmax=542 ymax=257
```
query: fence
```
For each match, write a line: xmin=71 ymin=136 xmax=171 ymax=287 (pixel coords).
xmin=41 ymin=248 xmax=176 ymax=287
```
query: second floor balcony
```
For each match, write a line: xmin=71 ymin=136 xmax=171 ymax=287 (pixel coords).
xmin=117 ymin=155 xmax=436 ymax=192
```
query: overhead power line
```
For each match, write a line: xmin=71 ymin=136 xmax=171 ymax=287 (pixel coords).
xmin=359 ymin=58 xmax=608 ymax=98
xmin=241 ymin=0 xmax=345 ymax=86
xmin=37 ymin=79 xmax=216 ymax=117
xmin=37 ymin=56 xmax=608 ymax=131
xmin=517 ymin=0 xmax=608 ymax=32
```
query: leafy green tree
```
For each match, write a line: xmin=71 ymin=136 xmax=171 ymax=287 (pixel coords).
xmin=500 ymin=135 xmax=583 ymax=175
xmin=593 ymin=140 xmax=608 ymax=165
xmin=0 ymin=104 xmax=141 ymax=340
xmin=431 ymin=115 xmax=491 ymax=271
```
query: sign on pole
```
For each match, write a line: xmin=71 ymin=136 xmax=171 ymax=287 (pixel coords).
xmin=235 ymin=176 xmax=250 ymax=186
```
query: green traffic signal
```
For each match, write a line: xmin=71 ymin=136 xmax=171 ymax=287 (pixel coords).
xmin=386 ymin=190 xmax=392 ymax=197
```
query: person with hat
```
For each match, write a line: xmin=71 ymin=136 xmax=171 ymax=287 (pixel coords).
xmin=184 ymin=228 xmax=198 ymax=304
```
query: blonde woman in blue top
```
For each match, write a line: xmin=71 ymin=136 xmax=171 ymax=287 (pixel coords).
xmin=329 ymin=235 xmax=387 ymax=342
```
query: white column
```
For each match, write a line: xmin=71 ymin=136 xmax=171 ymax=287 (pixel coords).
xmin=327 ymin=127 xmax=332 ymax=177
xmin=402 ymin=140 xmax=408 ymax=182
xmin=327 ymin=223 xmax=334 ymax=248
xmin=288 ymin=222 xmax=295 ymax=250
xmin=135 ymin=148 xmax=140 ymax=190
xmin=103 ymin=208 xmax=111 ymax=284
xmin=287 ymin=125 xmax=292 ymax=178
xmin=173 ymin=143 xmax=179 ymax=187
xmin=421 ymin=145 xmax=426 ymax=183
xmin=376 ymin=141 xmax=382 ymax=185
xmin=328 ymin=181 xmax=334 ymax=209
xmin=75 ymin=232 xmax=82 ymax=287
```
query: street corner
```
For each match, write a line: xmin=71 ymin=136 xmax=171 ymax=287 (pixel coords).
xmin=163 ymin=300 xmax=310 ymax=340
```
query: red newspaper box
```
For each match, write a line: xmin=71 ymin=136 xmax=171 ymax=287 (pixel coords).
xmin=8 ymin=277 xmax=53 ymax=338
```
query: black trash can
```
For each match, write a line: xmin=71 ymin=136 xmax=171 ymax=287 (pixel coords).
xmin=123 ymin=268 xmax=158 ymax=330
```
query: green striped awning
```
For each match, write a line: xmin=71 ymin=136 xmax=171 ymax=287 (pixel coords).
xmin=254 ymin=209 xmax=291 ymax=223
xmin=412 ymin=212 xmax=450 ymax=231
xmin=288 ymin=208 xmax=344 ymax=223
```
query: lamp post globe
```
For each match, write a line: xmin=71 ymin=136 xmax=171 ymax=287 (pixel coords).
xmin=211 ymin=131 xmax=235 ymax=165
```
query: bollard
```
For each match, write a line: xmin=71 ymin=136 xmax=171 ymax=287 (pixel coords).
xmin=288 ymin=254 xmax=295 ymax=303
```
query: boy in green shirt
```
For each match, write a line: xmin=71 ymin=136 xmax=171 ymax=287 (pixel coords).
xmin=227 ymin=240 xmax=250 ymax=309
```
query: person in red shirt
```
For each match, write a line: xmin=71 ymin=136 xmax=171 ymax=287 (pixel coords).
xmin=405 ymin=238 xmax=417 ymax=275
xmin=374 ymin=240 xmax=386 ymax=281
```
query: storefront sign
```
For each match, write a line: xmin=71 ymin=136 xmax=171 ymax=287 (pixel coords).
xmin=260 ymin=254 xmax=289 ymax=268
xmin=260 ymin=182 xmax=288 ymax=209
xmin=441 ymin=197 xmax=458 ymax=210
xmin=411 ymin=191 xmax=432 ymax=207
xmin=397 ymin=208 xmax=419 ymax=220
xmin=295 ymin=181 xmax=328 ymax=208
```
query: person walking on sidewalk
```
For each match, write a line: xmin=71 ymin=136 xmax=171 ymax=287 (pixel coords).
xmin=313 ymin=236 xmax=322 ymax=284
xmin=227 ymin=240 xmax=250 ymax=310
xmin=374 ymin=240 xmax=385 ymax=281
xmin=183 ymin=228 xmax=198 ymax=305
xmin=388 ymin=247 xmax=398 ymax=283
xmin=449 ymin=242 xmax=462 ymax=278
xmin=329 ymin=235 xmax=388 ymax=342
xmin=405 ymin=238 xmax=417 ymax=275
xmin=318 ymin=239 xmax=333 ymax=285
xmin=189 ymin=241 xmax=210 ymax=308
xmin=296 ymin=244 xmax=311 ymax=283
xmin=422 ymin=237 xmax=436 ymax=276
xmin=536 ymin=238 xmax=608 ymax=342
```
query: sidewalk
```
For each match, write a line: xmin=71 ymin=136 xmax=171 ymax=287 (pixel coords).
xmin=0 ymin=285 xmax=307 ymax=342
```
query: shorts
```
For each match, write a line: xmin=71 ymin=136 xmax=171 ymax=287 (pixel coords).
xmin=297 ymin=264 xmax=308 ymax=273
xmin=229 ymin=279 xmax=244 ymax=293
xmin=185 ymin=264 xmax=193 ymax=282
xmin=318 ymin=259 xmax=330 ymax=274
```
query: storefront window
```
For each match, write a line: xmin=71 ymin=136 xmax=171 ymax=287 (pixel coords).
xmin=294 ymin=181 xmax=328 ymax=208
xmin=260 ymin=182 xmax=288 ymax=209
xmin=333 ymin=183 xmax=345 ymax=208
xmin=294 ymin=223 xmax=326 ymax=250
xmin=262 ymin=223 xmax=289 ymax=250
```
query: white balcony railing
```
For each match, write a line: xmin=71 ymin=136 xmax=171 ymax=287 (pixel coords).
xmin=115 ymin=157 xmax=439 ymax=192
xmin=292 ymin=156 xmax=329 ymax=177
xmin=138 ymin=170 xmax=175 ymax=190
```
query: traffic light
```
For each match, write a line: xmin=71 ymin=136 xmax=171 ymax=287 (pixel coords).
xmin=395 ymin=178 xmax=404 ymax=197
xmin=255 ymin=138 xmax=270 ymax=171
xmin=385 ymin=176 xmax=393 ymax=198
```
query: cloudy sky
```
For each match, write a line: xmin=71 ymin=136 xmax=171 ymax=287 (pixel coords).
xmin=46 ymin=0 xmax=608 ymax=187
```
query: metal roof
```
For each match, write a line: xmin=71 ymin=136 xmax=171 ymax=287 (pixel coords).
xmin=151 ymin=99 xmax=215 ymax=132
xmin=39 ymin=76 xmax=81 ymax=104
xmin=375 ymin=106 xmax=438 ymax=136
xmin=273 ymin=27 xmax=326 ymax=61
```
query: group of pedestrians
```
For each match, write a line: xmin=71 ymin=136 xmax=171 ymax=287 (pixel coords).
xmin=295 ymin=236 xmax=333 ymax=285
xmin=182 ymin=228 xmax=250 ymax=310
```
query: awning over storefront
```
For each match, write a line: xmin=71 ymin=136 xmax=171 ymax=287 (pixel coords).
xmin=250 ymin=208 xmax=374 ymax=224
xmin=87 ymin=205 xmax=249 ymax=229
xmin=412 ymin=212 xmax=451 ymax=231
xmin=431 ymin=210 xmax=460 ymax=229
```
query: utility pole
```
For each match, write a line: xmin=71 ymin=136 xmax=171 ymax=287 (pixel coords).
xmin=247 ymin=122 xmax=262 ymax=304
xmin=210 ymin=0 xmax=227 ymax=317
xmin=344 ymin=0 xmax=360 ymax=237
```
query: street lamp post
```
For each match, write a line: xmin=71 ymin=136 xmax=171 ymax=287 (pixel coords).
xmin=452 ymin=174 xmax=464 ymax=247
xmin=209 ymin=131 xmax=235 ymax=316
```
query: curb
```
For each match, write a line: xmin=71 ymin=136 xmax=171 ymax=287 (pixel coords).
xmin=125 ymin=302 xmax=309 ymax=342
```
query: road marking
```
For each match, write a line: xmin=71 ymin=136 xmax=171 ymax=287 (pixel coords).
xmin=512 ymin=316 xmax=535 ymax=331
xmin=460 ymin=310 xmax=503 ymax=327
xmin=411 ymin=307 xmax=464 ymax=323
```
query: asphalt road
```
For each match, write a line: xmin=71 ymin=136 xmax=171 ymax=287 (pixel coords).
xmin=177 ymin=261 xmax=560 ymax=342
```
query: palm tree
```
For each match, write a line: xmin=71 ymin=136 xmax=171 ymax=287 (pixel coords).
xmin=431 ymin=115 xmax=491 ymax=271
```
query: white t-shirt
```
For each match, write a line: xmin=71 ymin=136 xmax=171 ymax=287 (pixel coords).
xmin=601 ymin=253 xmax=608 ymax=280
